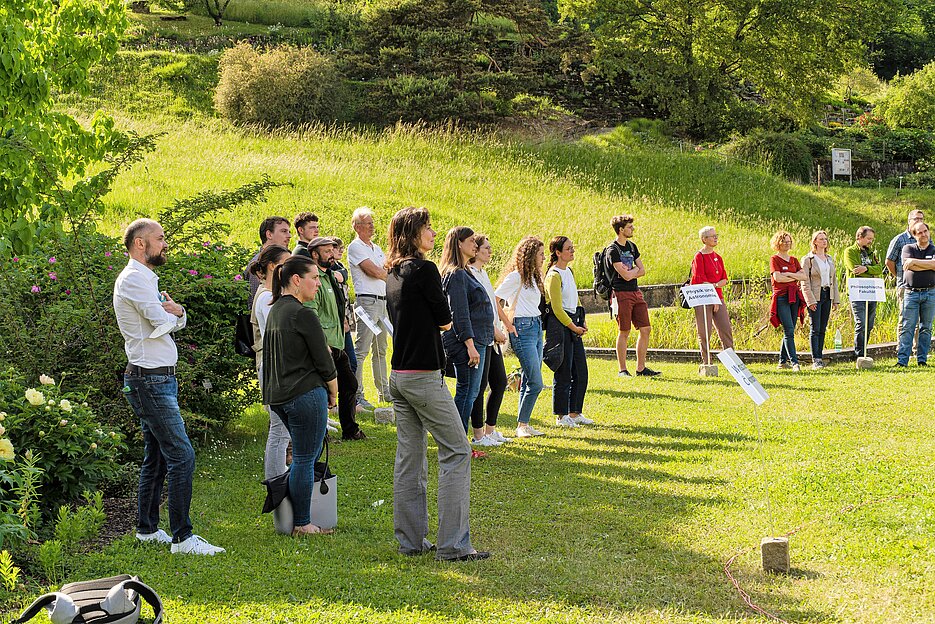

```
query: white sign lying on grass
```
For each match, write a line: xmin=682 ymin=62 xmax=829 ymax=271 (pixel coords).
xmin=680 ymin=283 xmax=722 ymax=308
xmin=716 ymin=348 xmax=769 ymax=406
xmin=848 ymin=277 xmax=886 ymax=303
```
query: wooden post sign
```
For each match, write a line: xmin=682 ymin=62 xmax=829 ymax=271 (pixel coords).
xmin=716 ymin=348 xmax=769 ymax=406
xmin=847 ymin=277 xmax=886 ymax=303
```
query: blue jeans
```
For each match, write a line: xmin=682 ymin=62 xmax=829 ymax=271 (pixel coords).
xmin=553 ymin=329 xmax=588 ymax=415
xmin=123 ymin=373 xmax=195 ymax=543
xmin=453 ymin=347 xmax=486 ymax=434
xmin=776 ymin=295 xmax=800 ymax=365
xmin=851 ymin=300 xmax=878 ymax=357
xmin=897 ymin=289 xmax=935 ymax=365
xmin=509 ymin=316 xmax=543 ymax=425
xmin=270 ymin=386 xmax=328 ymax=527
xmin=808 ymin=288 xmax=832 ymax=361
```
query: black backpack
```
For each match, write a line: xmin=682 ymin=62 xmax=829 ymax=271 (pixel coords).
xmin=14 ymin=575 xmax=163 ymax=624
xmin=593 ymin=244 xmax=615 ymax=301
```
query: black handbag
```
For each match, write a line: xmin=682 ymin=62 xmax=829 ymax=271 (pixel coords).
xmin=676 ymin=267 xmax=693 ymax=310
xmin=234 ymin=313 xmax=256 ymax=359
xmin=542 ymin=305 xmax=565 ymax=372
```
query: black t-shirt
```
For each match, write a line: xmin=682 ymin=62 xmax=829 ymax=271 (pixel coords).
xmin=902 ymin=243 xmax=935 ymax=289
xmin=608 ymin=240 xmax=640 ymax=292
xmin=386 ymin=258 xmax=453 ymax=370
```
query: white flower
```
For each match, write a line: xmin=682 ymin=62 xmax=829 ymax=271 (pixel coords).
xmin=0 ymin=425 xmax=4 ymax=436
xmin=39 ymin=374 xmax=55 ymax=386
xmin=82 ymin=402 xmax=88 ymax=408
xmin=89 ymin=443 xmax=98 ymax=451
xmin=59 ymin=399 xmax=72 ymax=413
xmin=109 ymin=431 xmax=116 ymax=438
xmin=25 ymin=388 xmax=45 ymax=406
xmin=45 ymin=405 xmax=51 ymax=412
xmin=0 ymin=411 xmax=6 ymax=421
xmin=60 ymin=419 xmax=68 ymax=426
xmin=0 ymin=438 xmax=14 ymax=461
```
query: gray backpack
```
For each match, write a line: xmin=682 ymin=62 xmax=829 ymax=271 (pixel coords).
xmin=13 ymin=575 xmax=162 ymax=624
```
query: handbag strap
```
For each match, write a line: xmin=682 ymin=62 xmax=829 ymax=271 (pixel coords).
xmin=318 ymin=435 xmax=330 ymax=490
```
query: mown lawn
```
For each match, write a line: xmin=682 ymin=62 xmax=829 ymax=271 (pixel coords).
xmin=47 ymin=357 xmax=935 ymax=623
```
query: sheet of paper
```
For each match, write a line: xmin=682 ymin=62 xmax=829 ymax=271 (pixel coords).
xmin=680 ymin=283 xmax=722 ymax=308
xmin=355 ymin=305 xmax=382 ymax=336
xmin=848 ymin=277 xmax=886 ymax=303
xmin=716 ymin=348 xmax=769 ymax=406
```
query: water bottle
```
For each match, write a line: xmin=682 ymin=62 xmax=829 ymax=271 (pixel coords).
xmin=833 ymin=328 xmax=843 ymax=351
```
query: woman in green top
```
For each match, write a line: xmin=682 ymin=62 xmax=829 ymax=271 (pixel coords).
xmin=263 ymin=256 xmax=339 ymax=536
xmin=544 ymin=236 xmax=592 ymax=428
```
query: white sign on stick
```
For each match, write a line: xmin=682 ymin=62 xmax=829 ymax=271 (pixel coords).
xmin=848 ymin=277 xmax=886 ymax=303
xmin=716 ymin=348 xmax=769 ymax=406
xmin=379 ymin=315 xmax=394 ymax=338
xmin=354 ymin=305 xmax=382 ymax=336
xmin=832 ymin=148 xmax=852 ymax=176
xmin=680 ymin=283 xmax=722 ymax=308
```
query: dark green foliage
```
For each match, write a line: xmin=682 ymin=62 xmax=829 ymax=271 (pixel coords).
xmin=800 ymin=123 xmax=935 ymax=163
xmin=722 ymin=131 xmax=813 ymax=183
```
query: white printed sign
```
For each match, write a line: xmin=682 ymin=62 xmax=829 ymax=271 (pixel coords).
xmin=848 ymin=277 xmax=886 ymax=303
xmin=680 ymin=283 xmax=722 ymax=308
xmin=380 ymin=315 xmax=394 ymax=338
xmin=832 ymin=148 xmax=852 ymax=176
xmin=716 ymin=348 xmax=769 ymax=406
xmin=354 ymin=305 xmax=382 ymax=335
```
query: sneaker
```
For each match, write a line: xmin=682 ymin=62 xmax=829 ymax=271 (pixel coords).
xmin=327 ymin=417 xmax=339 ymax=428
xmin=515 ymin=423 xmax=545 ymax=438
xmin=778 ymin=362 xmax=791 ymax=370
xmin=470 ymin=449 xmax=488 ymax=460
xmin=472 ymin=435 xmax=501 ymax=447
xmin=555 ymin=415 xmax=579 ymax=428
xmin=136 ymin=529 xmax=171 ymax=544
xmin=811 ymin=360 xmax=822 ymax=370
xmin=327 ymin=424 xmax=338 ymax=434
xmin=919 ymin=361 xmax=928 ymax=367
xmin=343 ymin=430 xmax=367 ymax=441
xmin=488 ymin=430 xmax=512 ymax=443
xmin=617 ymin=369 xmax=631 ymax=377
xmin=636 ymin=367 xmax=661 ymax=377
xmin=357 ymin=397 xmax=375 ymax=411
xmin=171 ymin=535 xmax=225 ymax=555
xmin=571 ymin=414 xmax=594 ymax=425
xmin=791 ymin=364 xmax=801 ymax=372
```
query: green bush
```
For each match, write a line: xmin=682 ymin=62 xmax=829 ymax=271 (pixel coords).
xmin=214 ymin=43 xmax=347 ymax=127
xmin=722 ymin=130 xmax=813 ymax=182
xmin=877 ymin=62 xmax=935 ymax=131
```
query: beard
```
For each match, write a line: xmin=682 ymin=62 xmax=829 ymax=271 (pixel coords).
xmin=145 ymin=244 xmax=167 ymax=267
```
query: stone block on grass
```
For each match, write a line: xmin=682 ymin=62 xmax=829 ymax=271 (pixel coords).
xmin=374 ymin=407 xmax=395 ymax=424
xmin=761 ymin=536 xmax=790 ymax=574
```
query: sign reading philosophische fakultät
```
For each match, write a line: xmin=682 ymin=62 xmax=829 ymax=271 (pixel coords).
xmin=716 ymin=348 xmax=769 ymax=405
xmin=680 ymin=283 xmax=722 ymax=308
xmin=848 ymin=277 xmax=886 ymax=303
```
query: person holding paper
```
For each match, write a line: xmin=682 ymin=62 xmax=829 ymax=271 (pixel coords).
xmin=384 ymin=207 xmax=489 ymax=561
xmin=496 ymin=237 xmax=548 ymax=438
xmin=886 ymin=209 xmax=925 ymax=352
xmin=843 ymin=226 xmax=883 ymax=358
xmin=897 ymin=222 xmax=935 ymax=367
xmin=690 ymin=226 xmax=734 ymax=364
xmin=768 ymin=231 xmax=807 ymax=372
xmin=801 ymin=230 xmax=840 ymax=369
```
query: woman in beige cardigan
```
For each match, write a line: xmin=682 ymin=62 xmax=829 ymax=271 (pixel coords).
xmin=801 ymin=230 xmax=840 ymax=369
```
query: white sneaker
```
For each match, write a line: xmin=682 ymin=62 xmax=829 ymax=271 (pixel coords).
xmin=791 ymin=364 xmax=801 ymax=372
xmin=327 ymin=425 xmax=338 ymax=434
xmin=171 ymin=534 xmax=225 ymax=555
xmin=555 ymin=415 xmax=579 ymax=428
xmin=136 ymin=529 xmax=171 ymax=544
xmin=489 ymin=430 xmax=512 ymax=443
xmin=472 ymin=435 xmax=501 ymax=447
xmin=571 ymin=414 xmax=594 ymax=425
xmin=515 ymin=424 xmax=545 ymax=438
xmin=328 ymin=417 xmax=339 ymax=428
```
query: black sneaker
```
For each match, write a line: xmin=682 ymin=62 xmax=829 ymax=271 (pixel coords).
xmin=918 ymin=361 xmax=928 ymax=367
xmin=447 ymin=551 xmax=491 ymax=562
xmin=636 ymin=367 xmax=661 ymax=377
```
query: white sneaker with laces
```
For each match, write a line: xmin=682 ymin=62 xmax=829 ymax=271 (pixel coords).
xmin=571 ymin=414 xmax=594 ymax=425
xmin=328 ymin=417 xmax=339 ymax=428
xmin=472 ymin=435 xmax=501 ymax=447
xmin=171 ymin=534 xmax=225 ymax=555
xmin=791 ymin=363 xmax=801 ymax=372
xmin=136 ymin=529 xmax=171 ymax=544
xmin=555 ymin=415 xmax=579 ymax=428
xmin=327 ymin=425 xmax=338 ymax=434
xmin=516 ymin=423 xmax=545 ymax=438
xmin=489 ymin=430 xmax=512 ymax=443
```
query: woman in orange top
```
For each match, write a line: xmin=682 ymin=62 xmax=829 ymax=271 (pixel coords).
xmin=769 ymin=231 xmax=807 ymax=371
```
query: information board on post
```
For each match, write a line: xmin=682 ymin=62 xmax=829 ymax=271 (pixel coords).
xmin=716 ymin=348 xmax=769 ymax=406
xmin=680 ymin=283 xmax=722 ymax=308
xmin=831 ymin=148 xmax=852 ymax=176
xmin=848 ymin=277 xmax=886 ymax=303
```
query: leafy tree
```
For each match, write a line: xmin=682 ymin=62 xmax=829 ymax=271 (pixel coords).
xmin=204 ymin=0 xmax=235 ymax=27
xmin=558 ymin=0 xmax=899 ymax=137
xmin=876 ymin=61 xmax=935 ymax=130
xmin=870 ymin=0 xmax=935 ymax=80
xmin=0 ymin=0 xmax=127 ymax=255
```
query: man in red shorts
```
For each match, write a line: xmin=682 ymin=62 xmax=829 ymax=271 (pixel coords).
xmin=608 ymin=215 xmax=661 ymax=377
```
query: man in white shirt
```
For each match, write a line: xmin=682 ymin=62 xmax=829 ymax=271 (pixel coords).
xmin=347 ymin=207 xmax=390 ymax=408
xmin=113 ymin=218 xmax=224 ymax=556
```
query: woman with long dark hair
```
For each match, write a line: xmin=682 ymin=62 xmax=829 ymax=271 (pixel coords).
xmin=263 ymin=256 xmax=338 ymax=536
xmin=440 ymin=226 xmax=495 ymax=451
xmin=544 ymin=236 xmax=592 ymax=427
xmin=495 ymin=236 xmax=546 ymax=438
xmin=385 ymin=207 xmax=489 ymax=561
xmin=468 ymin=234 xmax=511 ymax=445
xmin=249 ymin=244 xmax=294 ymax=479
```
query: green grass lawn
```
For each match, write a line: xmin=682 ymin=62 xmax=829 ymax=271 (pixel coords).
xmin=36 ymin=357 xmax=935 ymax=623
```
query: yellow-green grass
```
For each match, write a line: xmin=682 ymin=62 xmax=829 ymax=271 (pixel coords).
xmin=92 ymin=115 xmax=935 ymax=288
xmin=40 ymin=357 xmax=935 ymax=623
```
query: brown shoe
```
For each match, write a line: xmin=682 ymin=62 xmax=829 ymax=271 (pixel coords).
xmin=343 ymin=430 xmax=366 ymax=441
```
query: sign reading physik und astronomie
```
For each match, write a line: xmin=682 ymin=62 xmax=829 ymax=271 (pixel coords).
xmin=679 ymin=283 xmax=722 ymax=308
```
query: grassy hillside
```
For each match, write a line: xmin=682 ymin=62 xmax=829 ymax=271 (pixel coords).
xmin=93 ymin=114 xmax=935 ymax=286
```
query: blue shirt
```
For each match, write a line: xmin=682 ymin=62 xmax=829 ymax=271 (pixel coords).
xmin=886 ymin=230 xmax=916 ymax=288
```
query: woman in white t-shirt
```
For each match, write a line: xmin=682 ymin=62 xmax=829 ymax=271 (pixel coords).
xmin=801 ymin=230 xmax=840 ymax=369
xmin=495 ymin=237 xmax=547 ymax=438
xmin=249 ymin=244 xmax=294 ymax=479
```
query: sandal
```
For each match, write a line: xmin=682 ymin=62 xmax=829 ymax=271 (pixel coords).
xmin=292 ymin=524 xmax=335 ymax=536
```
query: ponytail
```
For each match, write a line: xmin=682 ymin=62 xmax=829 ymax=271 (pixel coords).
xmin=547 ymin=235 xmax=569 ymax=271
xmin=271 ymin=255 xmax=316 ymax=303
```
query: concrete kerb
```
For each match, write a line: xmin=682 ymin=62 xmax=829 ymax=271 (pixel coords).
xmin=584 ymin=342 xmax=902 ymax=364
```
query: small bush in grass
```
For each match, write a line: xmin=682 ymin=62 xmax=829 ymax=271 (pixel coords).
xmin=722 ymin=130 xmax=813 ymax=183
xmin=215 ymin=43 xmax=347 ymax=127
